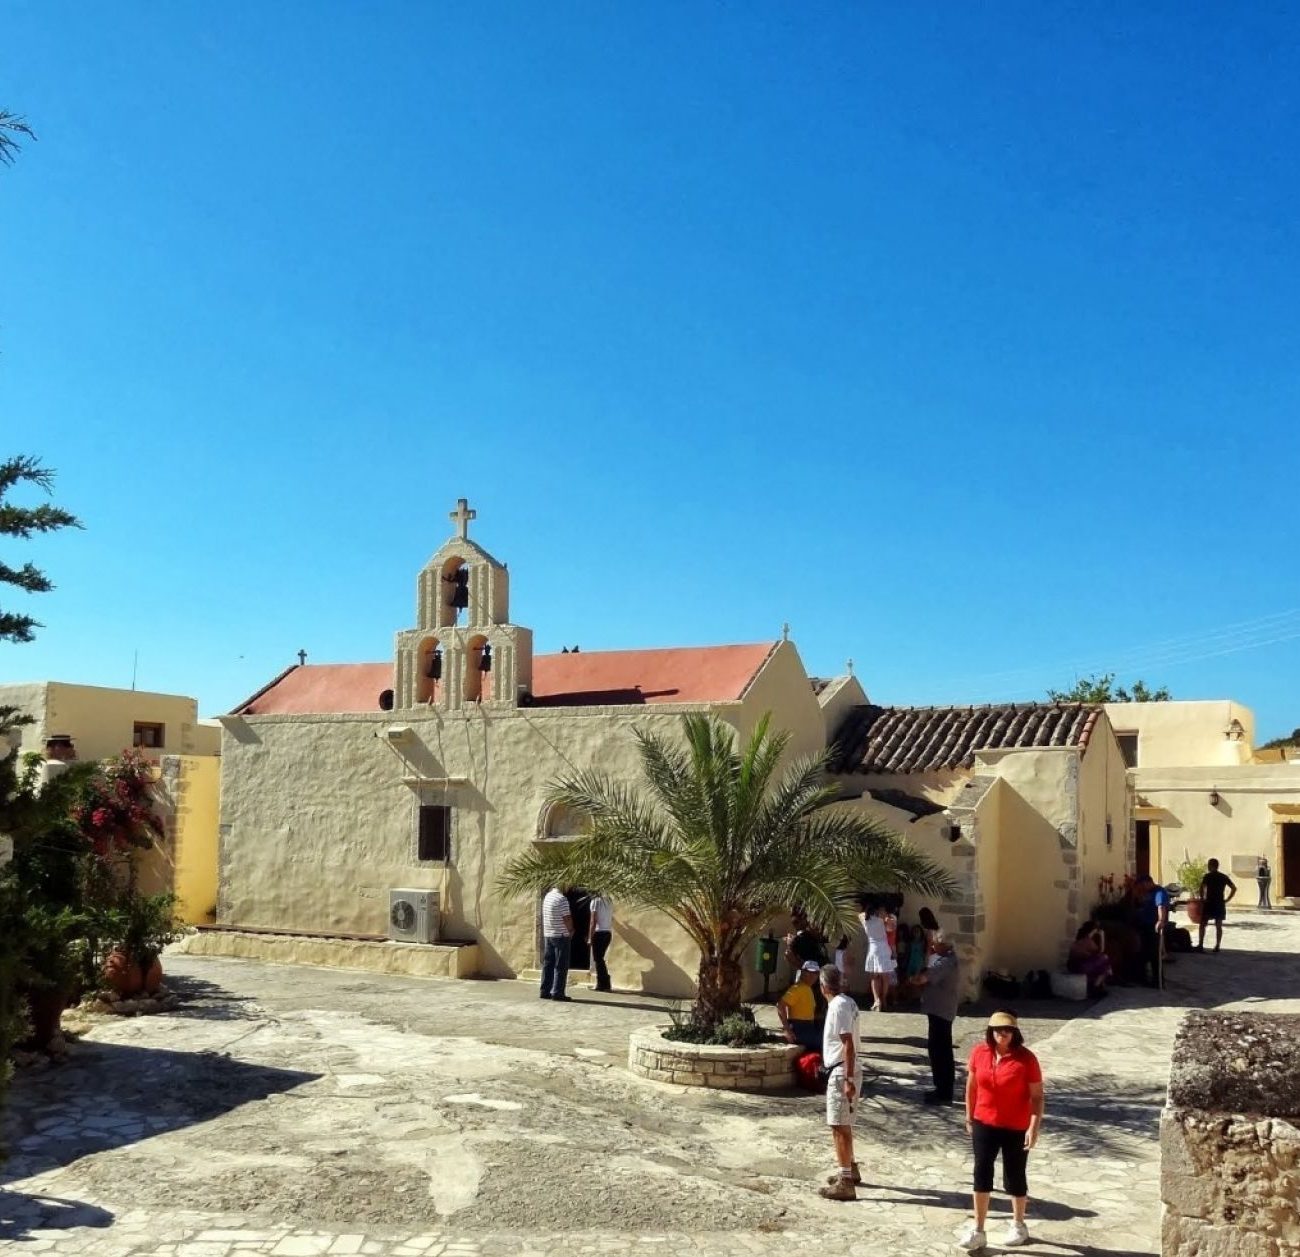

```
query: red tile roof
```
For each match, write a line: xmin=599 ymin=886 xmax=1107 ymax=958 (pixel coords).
xmin=234 ymin=664 xmax=394 ymax=716
xmin=528 ymin=643 xmax=775 ymax=707
xmin=232 ymin=643 xmax=776 ymax=716
xmin=830 ymin=703 xmax=1102 ymax=775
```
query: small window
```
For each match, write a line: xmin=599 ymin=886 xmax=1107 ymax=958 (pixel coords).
xmin=133 ymin=722 xmax=165 ymax=749
xmin=418 ymin=805 xmax=451 ymax=862
xmin=1116 ymin=733 xmax=1139 ymax=768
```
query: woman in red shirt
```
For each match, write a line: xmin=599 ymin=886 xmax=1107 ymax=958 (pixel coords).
xmin=957 ymin=1011 xmax=1044 ymax=1251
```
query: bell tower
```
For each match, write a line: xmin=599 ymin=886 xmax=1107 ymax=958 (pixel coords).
xmin=394 ymin=499 xmax=534 ymax=711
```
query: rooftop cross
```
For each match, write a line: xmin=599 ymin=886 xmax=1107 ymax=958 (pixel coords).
xmin=449 ymin=497 xmax=477 ymax=540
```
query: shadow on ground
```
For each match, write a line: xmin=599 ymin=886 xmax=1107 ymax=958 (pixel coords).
xmin=0 ymin=1188 xmax=113 ymax=1243
xmin=0 ymin=1039 xmax=320 ymax=1210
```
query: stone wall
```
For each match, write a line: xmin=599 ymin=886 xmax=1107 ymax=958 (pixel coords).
xmin=628 ymin=1026 xmax=800 ymax=1091
xmin=1161 ymin=1010 xmax=1300 ymax=1256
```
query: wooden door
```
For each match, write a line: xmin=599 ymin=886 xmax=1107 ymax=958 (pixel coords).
xmin=1135 ymin=821 xmax=1151 ymax=879
xmin=1283 ymin=824 xmax=1300 ymax=899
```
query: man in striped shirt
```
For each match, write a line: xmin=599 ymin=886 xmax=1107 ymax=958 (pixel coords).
xmin=540 ymin=886 xmax=575 ymax=1001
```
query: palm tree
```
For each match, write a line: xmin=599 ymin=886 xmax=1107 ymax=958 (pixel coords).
xmin=498 ymin=713 xmax=954 ymax=1027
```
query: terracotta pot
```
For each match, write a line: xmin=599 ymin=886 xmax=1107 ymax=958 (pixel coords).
xmin=103 ymin=948 xmax=144 ymax=996
xmin=1185 ymin=897 xmax=1204 ymax=926
xmin=26 ymin=988 xmax=66 ymax=1050
xmin=142 ymin=957 xmax=163 ymax=995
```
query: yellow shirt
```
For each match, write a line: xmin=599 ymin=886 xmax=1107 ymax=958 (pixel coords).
xmin=780 ymin=981 xmax=815 ymax=1022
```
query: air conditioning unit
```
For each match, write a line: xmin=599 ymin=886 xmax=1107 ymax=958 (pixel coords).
xmin=388 ymin=888 xmax=440 ymax=943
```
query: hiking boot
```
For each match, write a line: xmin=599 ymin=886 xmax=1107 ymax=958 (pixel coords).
xmin=817 ymin=1176 xmax=857 ymax=1201
xmin=824 ymin=1162 xmax=862 ymax=1186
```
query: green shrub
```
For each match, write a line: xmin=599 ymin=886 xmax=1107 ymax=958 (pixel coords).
xmin=1176 ymin=856 xmax=1209 ymax=895
xmin=663 ymin=1003 xmax=771 ymax=1047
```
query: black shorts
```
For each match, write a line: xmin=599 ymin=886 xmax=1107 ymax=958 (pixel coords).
xmin=971 ymin=1121 xmax=1030 ymax=1197
xmin=1203 ymin=905 xmax=1226 ymax=923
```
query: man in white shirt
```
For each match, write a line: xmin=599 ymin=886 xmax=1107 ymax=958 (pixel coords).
xmin=587 ymin=892 xmax=614 ymax=992
xmin=818 ymin=963 xmax=862 ymax=1201
xmin=540 ymin=886 xmax=574 ymax=1001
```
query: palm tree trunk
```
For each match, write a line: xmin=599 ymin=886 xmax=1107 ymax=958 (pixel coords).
xmin=694 ymin=948 xmax=744 ymax=1027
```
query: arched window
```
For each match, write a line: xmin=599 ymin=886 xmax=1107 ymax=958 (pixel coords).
xmin=416 ymin=636 xmax=441 ymax=703
xmin=440 ymin=556 xmax=469 ymax=627
xmin=465 ymin=635 xmax=492 ymax=703
xmin=540 ymin=802 xmax=587 ymax=843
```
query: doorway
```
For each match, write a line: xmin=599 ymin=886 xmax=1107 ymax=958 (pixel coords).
xmin=1283 ymin=824 xmax=1300 ymax=899
xmin=566 ymin=888 xmax=592 ymax=971
xmin=1135 ymin=821 xmax=1151 ymax=880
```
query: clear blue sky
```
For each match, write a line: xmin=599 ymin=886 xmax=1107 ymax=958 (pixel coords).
xmin=2 ymin=4 xmax=1298 ymax=738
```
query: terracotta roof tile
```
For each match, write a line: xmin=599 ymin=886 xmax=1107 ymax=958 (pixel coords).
xmin=232 ymin=643 xmax=777 ymax=716
xmin=830 ymin=703 xmax=1101 ymax=775
xmin=235 ymin=664 xmax=394 ymax=715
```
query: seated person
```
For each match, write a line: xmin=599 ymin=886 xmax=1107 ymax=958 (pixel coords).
xmin=1067 ymin=919 xmax=1113 ymax=995
xmin=777 ymin=960 xmax=824 ymax=1051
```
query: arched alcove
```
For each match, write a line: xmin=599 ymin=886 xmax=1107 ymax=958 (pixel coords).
xmin=416 ymin=636 xmax=442 ymax=703
xmin=465 ymin=634 xmax=491 ymax=703
xmin=538 ymin=801 xmax=587 ymax=844
xmin=439 ymin=555 xmax=469 ymax=628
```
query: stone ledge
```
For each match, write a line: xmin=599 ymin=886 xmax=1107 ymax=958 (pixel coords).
xmin=628 ymin=1025 xmax=801 ymax=1091
xmin=174 ymin=930 xmax=480 ymax=980
xmin=1168 ymin=1011 xmax=1300 ymax=1117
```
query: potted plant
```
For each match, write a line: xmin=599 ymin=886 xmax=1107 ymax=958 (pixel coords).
xmin=1176 ymin=856 xmax=1209 ymax=926
xmin=105 ymin=891 xmax=185 ymax=996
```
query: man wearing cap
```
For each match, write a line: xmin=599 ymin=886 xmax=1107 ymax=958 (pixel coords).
xmin=1135 ymin=875 xmax=1171 ymax=988
xmin=817 ymin=964 xmax=862 ymax=1202
xmin=777 ymin=960 xmax=824 ymax=1051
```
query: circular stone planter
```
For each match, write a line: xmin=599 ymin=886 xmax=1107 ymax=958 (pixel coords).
xmin=629 ymin=1025 xmax=802 ymax=1091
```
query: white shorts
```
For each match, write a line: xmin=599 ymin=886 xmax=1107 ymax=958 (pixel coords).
xmin=825 ymin=1070 xmax=862 ymax=1126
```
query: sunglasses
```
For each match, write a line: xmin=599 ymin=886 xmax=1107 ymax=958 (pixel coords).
xmin=991 ymin=1027 xmax=1016 ymax=1035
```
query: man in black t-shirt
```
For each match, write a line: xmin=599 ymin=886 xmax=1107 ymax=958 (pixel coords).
xmin=1197 ymin=858 xmax=1237 ymax=954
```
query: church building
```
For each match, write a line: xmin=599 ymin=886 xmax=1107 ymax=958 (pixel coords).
xmin=206 ymin=501 xmax=1131 ymax=998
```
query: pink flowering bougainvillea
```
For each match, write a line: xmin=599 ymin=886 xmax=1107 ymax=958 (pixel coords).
xmin=71 ymin=749 xmax=165 ymax=859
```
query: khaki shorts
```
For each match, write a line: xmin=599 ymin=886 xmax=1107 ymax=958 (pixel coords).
xmin=825 ymin=1070 xmax=862 ymax=1126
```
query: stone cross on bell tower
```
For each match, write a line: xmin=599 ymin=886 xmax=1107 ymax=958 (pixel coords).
xmin=449 ymin=497 xmax=476 ymax=540
xmin=393 ymin=497 xmax=533 ymax=711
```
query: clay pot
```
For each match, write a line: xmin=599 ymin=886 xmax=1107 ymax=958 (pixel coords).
xmin=142 ymin=957 xmax=163 ymax=995
xmin=1185 ymin=897 xmax=1204 ymax=926
xmin=26 ymin=988 xmax=66 ymax=1050
xmin=103 ymin=948 xmax=144 ymax=996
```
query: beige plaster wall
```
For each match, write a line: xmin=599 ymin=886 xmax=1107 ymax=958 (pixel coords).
xmin=816 ymin=674 xmax=867 ymax=746
xmin=1105 ymin=700 xmax=1255 ymax=769
xmin=732 ymin=640 xmax=826 ymax=759
xmin=975 ymin=748 xmax=1077 ymax=974
xmin=1130 ymin=763 xmax=1300 ymax=893
xmin=164 ymin=755 xmax=221 ymax=924
xmin=0 ymin=682 xmax=49 ymax=753
xmin=219 ymin=698 xmax=773 ymax=999
xmin=1077 ymin=716 xmax=1133 ymax=919
xmin=0 ymin=681 xmax=208 ymax=762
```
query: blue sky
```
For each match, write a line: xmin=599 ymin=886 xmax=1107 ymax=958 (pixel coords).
xmin=1 ymin=4 xmax=1298 ymax=737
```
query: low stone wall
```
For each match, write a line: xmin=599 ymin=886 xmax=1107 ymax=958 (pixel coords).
xmin=1161 ymin=1010 xmax=1300 ymax=1256
xmin=174 ymin=930 xmax=480 ymax=980
xmin=628 ymin=1025 xmax=801 ymax=1091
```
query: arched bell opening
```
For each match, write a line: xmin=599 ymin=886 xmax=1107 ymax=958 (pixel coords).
xmin=440 ymin=555 xmax=470 ymax=628
xmin=465 ymin=634 xmax=492 ymax=703
xmin=416 ymin=636 xmax=442 ymax=703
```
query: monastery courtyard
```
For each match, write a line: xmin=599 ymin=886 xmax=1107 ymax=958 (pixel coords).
xmin=3 ymin=911 xmax=1298 ymax=1257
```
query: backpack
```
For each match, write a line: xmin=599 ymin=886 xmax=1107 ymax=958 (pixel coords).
xmin=795 ymin=1050 xmax=826 ymax=1093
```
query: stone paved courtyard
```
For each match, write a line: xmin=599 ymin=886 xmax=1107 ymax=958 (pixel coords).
xmin=3 ymin=909 xmax=1298 ymax=1257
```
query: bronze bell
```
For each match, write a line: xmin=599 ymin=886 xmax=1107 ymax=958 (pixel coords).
xmin=447 ymin=569 xmax=470 ymax=610
xmin=425 ymin=649 xmax=443 ymax=680
xmin=479 ymin=643 xmax=492 ymax=673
